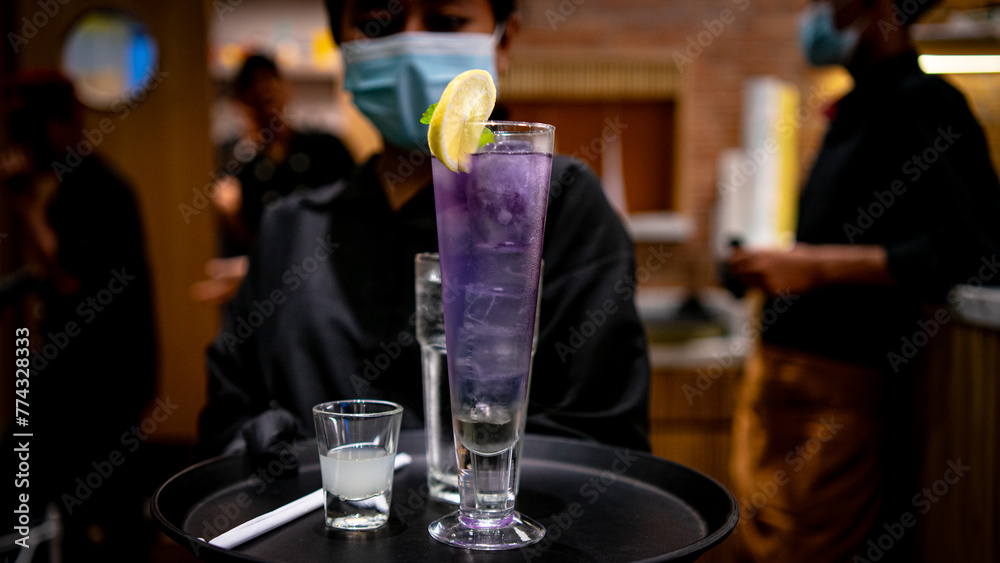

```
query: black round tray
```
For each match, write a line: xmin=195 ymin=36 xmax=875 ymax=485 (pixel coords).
xmin=153 ymin=431 xmax=738 ymax=562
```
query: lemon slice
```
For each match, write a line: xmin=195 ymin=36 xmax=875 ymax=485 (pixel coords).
xmin=427 ymin=69 xmax=496 ymax=172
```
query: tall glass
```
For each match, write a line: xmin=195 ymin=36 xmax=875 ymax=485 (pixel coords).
xmin=427 ymin=121 xmax=554 ymax=550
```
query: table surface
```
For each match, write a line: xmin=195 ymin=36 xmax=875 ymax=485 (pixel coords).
xmin=153 ymin=431 xmax=738 ymax=562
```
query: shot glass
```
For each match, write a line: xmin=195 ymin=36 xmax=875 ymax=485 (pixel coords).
xmin=312 ymin=400 xmax=403 ymax=530
xmin=415 ymin=252 xmax=541 ymax=505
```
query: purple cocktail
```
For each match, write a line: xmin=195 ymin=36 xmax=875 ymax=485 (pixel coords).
xmin=428 ymin=121 xmax=554 ymax=550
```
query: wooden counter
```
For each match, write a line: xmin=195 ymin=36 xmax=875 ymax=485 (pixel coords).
xmin=645 ymin=285 xmax=1000 ymax=562
xmin=914 ymin=285 xmax=1000 ymax=562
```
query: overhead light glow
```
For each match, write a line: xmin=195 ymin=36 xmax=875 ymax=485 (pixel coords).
xmin=918 ymin=55 xmax=1000 ymax=74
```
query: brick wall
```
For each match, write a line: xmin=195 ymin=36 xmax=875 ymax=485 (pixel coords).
xmin=511 ymin=1 xmax=1000 ymax=288
xmin=510 ymin=0 xmax=842 ymax=286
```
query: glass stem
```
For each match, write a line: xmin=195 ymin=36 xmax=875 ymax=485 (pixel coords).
xmin=457 ymin=443 xmax=516 ymax=527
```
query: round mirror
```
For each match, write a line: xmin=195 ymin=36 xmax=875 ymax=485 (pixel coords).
xmin=60 ymin=9 xmax=159 ymax=111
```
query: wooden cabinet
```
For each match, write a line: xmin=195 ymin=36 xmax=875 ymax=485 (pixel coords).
xmin=649 ymin=363 xmax=742 ymax=563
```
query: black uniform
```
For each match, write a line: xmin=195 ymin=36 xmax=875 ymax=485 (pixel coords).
xmin=217 ymin=131 xmax=354 ymax=256
xmin=200 ymin=155 xmax=652 ymax=456
xmin=764 ymin=52 xmax=1000 ymax=371
xmin=20 ymin=155 xmax=157 ymax=560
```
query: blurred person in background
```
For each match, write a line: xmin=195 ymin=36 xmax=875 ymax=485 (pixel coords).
xmin=192 ymin=53 xmax=356 ymax=304
xmin=213 ymin=53 xmax=355 ymax=257
xmin=727 ymin=0 xmax=1000 ymax=561
xmin=0 ymin=70 xmax=157 ymax=561
xmin=197 ymin=0 xmax=651 ymax=459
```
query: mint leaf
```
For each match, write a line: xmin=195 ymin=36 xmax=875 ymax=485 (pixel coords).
xmin=420 ymin=103 xmax=437 ymax=125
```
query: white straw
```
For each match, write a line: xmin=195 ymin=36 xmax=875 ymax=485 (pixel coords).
xmin=205 ymin=452 xmax=412 ymax=549
xmin=209 ymin=489 xmax=323 ymax=548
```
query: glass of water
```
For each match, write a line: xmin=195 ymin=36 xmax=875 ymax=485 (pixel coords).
xmin=416 ymin=252 xmax=542 ymax=506
xmin=415 ymin=252 xmax=460 ymax=505
xmin=312 ymin=400 xmax=403 ymax=530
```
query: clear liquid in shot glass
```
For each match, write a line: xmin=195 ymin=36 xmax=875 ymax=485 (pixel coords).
xmin=320 ymin=443 xmax=394 ymax=529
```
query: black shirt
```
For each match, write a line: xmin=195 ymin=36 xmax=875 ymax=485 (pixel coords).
xmin=763 ymin=52 xmax=1000 ymax=370
xmin=26 ymin=156 xmax=157 ymax=514
xmin=41 ymin=155 xmax=157 ymax=424
xmin=200 ymin=155 xmax=652 ymax=455
xmin=218 ymin=130 xmax=354 ymax=255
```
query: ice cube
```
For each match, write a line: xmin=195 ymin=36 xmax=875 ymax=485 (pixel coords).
xmin=468 ymin=152 xmax=535 ymax=245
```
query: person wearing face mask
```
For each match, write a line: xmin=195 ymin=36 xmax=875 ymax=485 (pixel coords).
xmin=214 ymin=53 xmax=356 ymax=257
xmin=726 ymin=0 xmax=1000 ymax=561
xmin=190 ymin=53 xmax=356 ymax=304
xmin=197 ymin=0 xmax=651 ymax=459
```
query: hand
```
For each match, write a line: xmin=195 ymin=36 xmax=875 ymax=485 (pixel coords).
xmin=0 ymin=146 xmax=29 ymax=182
xmin=726 ymin=244 xmax=826 ymax=297
xmin=3 ymin=157 xmax=59 ymax=220
xmin=1 ymin=147 xmax=36 ymax=213
xmin=189 ymin=255 xmax=249 ymax=303
xmin=210 ymin=175 xmax=242 ymax=219
xmin=4 ymin=168 xmax=73 ymax=293
xmin=726 ymin=243 xmax=894 ymax=297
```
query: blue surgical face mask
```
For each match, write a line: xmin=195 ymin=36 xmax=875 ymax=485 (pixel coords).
xmin=797 ymin=1 xmax=861 ymax=67
xmin=341 ymin=29 xmax=500 ymax=152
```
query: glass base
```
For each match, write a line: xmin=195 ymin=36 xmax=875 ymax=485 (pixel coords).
xmin=428 ymin=511 xmax=545 ymax=550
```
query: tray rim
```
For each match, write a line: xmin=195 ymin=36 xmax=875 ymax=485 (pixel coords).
xmin=152 ymin=431 xmax=739 ymax=562
xmin=518 ymin=433 xmax=740 ymax=561
xmin=152 ymin=452 xmax=273 ymax=563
